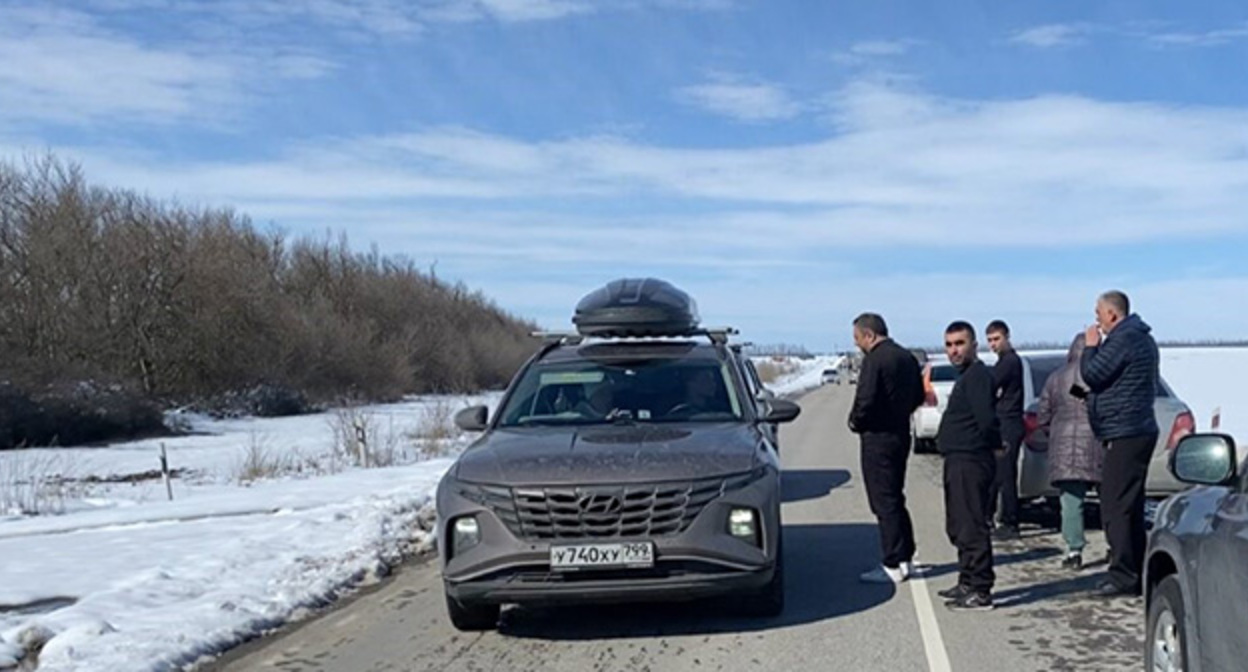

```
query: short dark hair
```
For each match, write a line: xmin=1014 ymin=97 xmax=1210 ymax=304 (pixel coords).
xmin=945 ymin=320 xmax=976 ymax=340
xmin=1099 ymin=290 xmax=1130 ymax=317
xmin=986 ymin=320 xmax=1010 ymax=337
xmin=853 ymin=313 xmax=889 ymax=338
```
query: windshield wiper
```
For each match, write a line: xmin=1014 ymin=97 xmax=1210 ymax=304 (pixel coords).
xmin=604 ymin=408 xmax=636 ymax=424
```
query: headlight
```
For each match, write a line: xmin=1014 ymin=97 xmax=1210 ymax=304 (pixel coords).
xmin=728 ymin=508 xmax=760 ymax=546
xmin=452 ymin=516 xmax=482 ymax=556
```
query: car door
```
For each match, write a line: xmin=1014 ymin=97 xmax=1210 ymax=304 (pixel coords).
xmin=1195 ymin=472 xmax=1248 ymax=670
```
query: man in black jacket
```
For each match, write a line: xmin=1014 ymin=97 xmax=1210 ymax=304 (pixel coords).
xmin=848 ymin=313 xmax=926 ymax=584
xmin=936 ymin=321 xmax=1000 ymax=611
xmin=1082 ymin=290 xmax=1160 ymax=598
xmin=986 ymin=320 xmax=1024 ymax=541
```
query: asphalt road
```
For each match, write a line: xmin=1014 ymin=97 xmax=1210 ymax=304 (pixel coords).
xmin=206 ymin=383 xmax=1146 ymax=672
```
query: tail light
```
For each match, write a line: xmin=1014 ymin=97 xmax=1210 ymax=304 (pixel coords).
xmin=1023 ymin=410 xmax=1039 ymax=445
xmin=1166 ymin=411 xmax=1196 ymax=451
xmin=923 ymin=365 xmax=936 ymax=406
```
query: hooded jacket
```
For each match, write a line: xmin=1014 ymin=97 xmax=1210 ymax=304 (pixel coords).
xmin=1080 ymin=314 xmax=1160 ymax=441
xmin=1037 ymin=335 xmax=1103 ymax=484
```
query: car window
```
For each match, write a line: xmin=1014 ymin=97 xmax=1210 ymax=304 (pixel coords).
xmin=498 ymin=356 xmax=742 ymax=426
xmin=1026 ymin=356 xmax=1065 ymax=397
xmin=930 ymin=364 xmax=958 ymax=382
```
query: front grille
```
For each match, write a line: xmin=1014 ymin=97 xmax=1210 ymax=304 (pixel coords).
xmin=458 ymin=470 xmax=761 ymax=540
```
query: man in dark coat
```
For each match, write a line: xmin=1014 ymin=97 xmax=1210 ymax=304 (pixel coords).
xmin=848 ymin=313 xmax=926 ymax=584
xmin=936 ymin=321 xmax=1000 ymax=611
xmin=1082 ymin=290 xmax=1160 ymax=597
xmin=986 ymin=320 xmax=1024 ymax=541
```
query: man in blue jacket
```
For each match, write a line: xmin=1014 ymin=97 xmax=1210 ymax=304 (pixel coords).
xmin=1081 ymin=290 xmax=1159 ymax=598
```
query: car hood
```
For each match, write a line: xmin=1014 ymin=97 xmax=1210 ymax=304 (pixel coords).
xmin=452 ymin=423 xmax=762 ymax=486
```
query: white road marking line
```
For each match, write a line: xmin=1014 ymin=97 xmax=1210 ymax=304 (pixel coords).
xmin=908 ymin=568 xmax=953 ymax=672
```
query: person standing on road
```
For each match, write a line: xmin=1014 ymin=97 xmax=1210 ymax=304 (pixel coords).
xmin=848 ymin=313 xmax=926 ymax=584
xmin=936 ymin=321 xmax=1000 ymax=611
xmin=1081 ymin=290 xmax=1160 ymax=598
xmin=1035 ymin=334 xmax=1103 ymax=570
xmin=986 ymin=320 xmax=1024 ymax=542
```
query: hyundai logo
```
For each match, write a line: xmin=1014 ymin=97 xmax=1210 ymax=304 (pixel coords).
xmin=579 ymin=493 xmax=622 ymax=515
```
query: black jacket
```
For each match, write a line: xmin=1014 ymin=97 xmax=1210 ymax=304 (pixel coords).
xmin=1081 ymin=314 xmax=1160 ymax=441
xmin=938 ymin=359 xmax=1002 ymax=456
xmin=848 ymin=338 xmax=925 ymax=436
xmin=993 ymin=348 xmax=1024 ymax=430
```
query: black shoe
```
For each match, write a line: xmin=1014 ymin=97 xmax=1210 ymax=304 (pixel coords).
xmin=1093 ymin=580 xmax=1141 ymax=598
xmin=937 ymin=584 xmax=971 ymax=600
xmin=1061 ymin=553 xmax=1083 ymax=571
xmin=992 ymin=525 xmax=1020 ymax=542
xmin=945 ymin=591 xmax=994 ymax=611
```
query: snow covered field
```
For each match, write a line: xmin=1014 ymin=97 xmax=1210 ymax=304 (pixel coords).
xmin=0 ymin=394 xmax=501 ymax=671
xmin=0 ymin=348 xmax=1240 ymax=671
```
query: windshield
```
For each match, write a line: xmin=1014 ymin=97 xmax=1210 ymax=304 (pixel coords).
xmin=497 ymin=356 xmax=743 ymax=427
xmin=930 ymin=364 xmax=958 ymax=383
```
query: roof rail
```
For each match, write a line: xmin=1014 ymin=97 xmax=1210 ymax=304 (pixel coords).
xmin=530 ymin=330 xmax=585 ymax=346
xmin=530 ymin=327 xmax=738 ymax=347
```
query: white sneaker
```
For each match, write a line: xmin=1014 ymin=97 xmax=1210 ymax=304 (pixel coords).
xmin=900 ymin=561 xmax=915 ymax=578
xmin=860 ymin=565 xmax=907 ymax=584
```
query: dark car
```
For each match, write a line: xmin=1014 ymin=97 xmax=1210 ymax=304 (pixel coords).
xmin=434 ymin=279 xmax=801 ymax=631
xmin=1144 ymin=433 xmax=1248 ymax=671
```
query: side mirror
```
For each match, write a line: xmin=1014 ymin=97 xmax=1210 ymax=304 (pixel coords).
xmin=454 ymin=405 xmax=489 ymax=432
xmin=762 ymin=399 xmax=801 ymax=424
xmin=1170 ymin=434 xmax=1238 ymax=486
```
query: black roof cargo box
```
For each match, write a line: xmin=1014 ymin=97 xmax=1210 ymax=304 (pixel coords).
xmin=572 ymin=278 xmax=701 ymax=337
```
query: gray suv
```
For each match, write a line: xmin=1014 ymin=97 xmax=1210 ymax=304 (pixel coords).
xmin=1145 ymin=433 xmax=1248 ymax=671
xmin=434 ymin=279 xmax=800 ymax=631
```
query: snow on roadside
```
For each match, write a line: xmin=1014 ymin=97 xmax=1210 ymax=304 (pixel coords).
xmin=0 ymin=394 xmax=500 ymax=671
xmin=758 ymin=355 xmax=844 ymax=397
xmin=1161 ymin=348 xmax=1248 ymax=444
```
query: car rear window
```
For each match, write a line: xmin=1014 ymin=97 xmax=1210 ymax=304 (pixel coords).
xmin=930 ymin=364 xmax=958 ymax=382
xmin=1026 ymin=356 xmax=1065 ymax=397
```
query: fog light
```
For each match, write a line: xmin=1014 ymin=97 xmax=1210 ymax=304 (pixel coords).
xmin=453 ymin=516 xmax=481 ymax=555
xmin=729 ymin=508 xmax=759 ymax=545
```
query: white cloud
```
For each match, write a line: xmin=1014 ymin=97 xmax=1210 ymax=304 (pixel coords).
xmin=1009 ymin=23 xmax=1090 ymax=48
xmin=1146 ymin=22 xmax=1248 ymax=47
xmin=10 ymin=78 xmax=1248 ymax=342
xmin=676 ymin=78 xmax=804 ymax=122
xmin=0 ymin=6 xmax=240 ymax=126
xmin=830 ymin=38 xmax=922 ymax=65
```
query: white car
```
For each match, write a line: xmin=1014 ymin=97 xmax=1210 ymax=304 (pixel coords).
xmin=910 ymin=354 xmax=1061 ymax=455
xmin=820 ymin=368 xmax=840 ymax=385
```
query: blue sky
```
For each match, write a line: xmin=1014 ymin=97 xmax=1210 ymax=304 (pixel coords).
xmin=3 ymin=0 xmax=1248 ymax=350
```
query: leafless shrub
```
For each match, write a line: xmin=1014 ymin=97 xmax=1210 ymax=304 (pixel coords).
xmin=328 ymin=406 xmax=410 ymax=468
xmin=407 ymin=398 xmax=462 ymax=459
xmin=233 ymin=431 xmax=290 ymax=484
xmin=0 ymin=450 xmax=77 ymax=515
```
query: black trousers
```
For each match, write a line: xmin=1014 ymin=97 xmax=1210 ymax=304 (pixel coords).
xmin=944 ymin=453 xmax=996 ymax=593
xmin=989 ymin=422 xmax=1024 ymax=527
xmin=860 ymin=432 xmax=916 ymax=569
xmin=1102 ymin=434 xmax=1157 ymax=591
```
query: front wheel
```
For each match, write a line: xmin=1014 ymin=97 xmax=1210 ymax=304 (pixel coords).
xmin=445 ymin=592 xmax=501 ymax=631
xmin=1145 ymin=575 xmax=1189 ymax=672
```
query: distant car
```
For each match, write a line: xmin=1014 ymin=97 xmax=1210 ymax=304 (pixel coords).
xmin=1144 ymin=433 xmax=1248 ymax=671
xmin=1019 ymin=355 xmax=1195 ymax=500
xmin=911 ymin=361 xmax=960 ymax=453
xmin=821 ymin=368 xmax=840 ymax=385
xmin=435 ymin=278 xmax=800 ymax=631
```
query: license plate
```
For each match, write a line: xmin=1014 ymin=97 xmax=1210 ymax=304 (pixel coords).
xmin=550 ymin=542 xmax=654 ymax=571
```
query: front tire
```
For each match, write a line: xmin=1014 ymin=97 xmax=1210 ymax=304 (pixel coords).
xmin=1146 ymin=575 xmax=1189 ymax=672
xmin=445 ymin=592 xmax=500 ymax=631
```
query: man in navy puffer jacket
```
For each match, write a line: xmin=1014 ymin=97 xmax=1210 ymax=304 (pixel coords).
xmin=1081 ymin=290 xmax=1159 ymax=597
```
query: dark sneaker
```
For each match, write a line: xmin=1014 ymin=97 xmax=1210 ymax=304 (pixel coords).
xmin=937 ymin=584 xmax=971 ymax=600
xmin=992 ymin=525 xmax=1020 ymax=542
xmin=1093 ymin=580 xmax=1141 ymax=598
xmin=1061 ymin=553 xmax=1083 ymax=571
xmin=945 ymin=591 xmax=994 ymax=611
